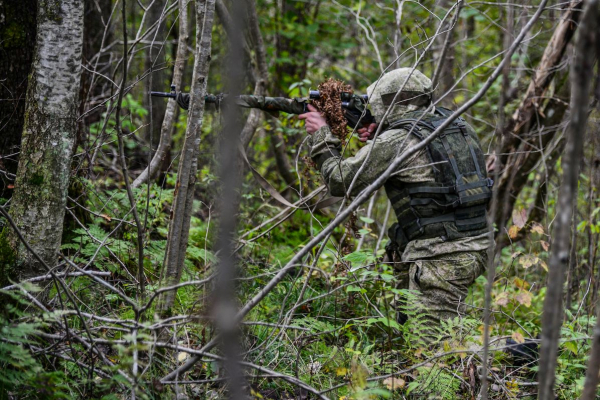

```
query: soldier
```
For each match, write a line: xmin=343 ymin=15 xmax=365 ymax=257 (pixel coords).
xmin=299 ymin=68 xmax=493 ymax=340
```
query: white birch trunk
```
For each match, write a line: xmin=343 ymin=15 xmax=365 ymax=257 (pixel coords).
xmin=8 ymin=0 xmax=84 ymax=279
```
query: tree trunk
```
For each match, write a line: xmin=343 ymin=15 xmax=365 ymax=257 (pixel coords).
xmin=144 ymin=0 xmax=168 ymax=146
xmin=7 ymin=0 xmax=84 ymax=280
xmin=494 ymin=1 xmax=582 ymax=228
xmin=157 ymin=0 xmax=215 ymax=315
xmin=212 ymin=0 xmax=248 ymax=395
xmin=133 ymin=0 xmax=190 ymax=189
xmin=0 ymin=0 xmax=37 ymax=196
xmin=432 ymin=0 xmax=460 ymax=107
xmin=537 ymin=1 xmax=597 ymax=397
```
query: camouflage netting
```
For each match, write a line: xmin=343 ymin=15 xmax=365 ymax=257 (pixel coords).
xmin=311 ymin=78 xmax=352 ymax=144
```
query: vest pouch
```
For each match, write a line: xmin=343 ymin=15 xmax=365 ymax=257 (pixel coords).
xmin=456 ymin=173 xmax=492 ymax=208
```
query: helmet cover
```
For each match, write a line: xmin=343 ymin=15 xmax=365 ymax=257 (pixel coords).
xmin=367 ymin=68 xmax=433 ymax=124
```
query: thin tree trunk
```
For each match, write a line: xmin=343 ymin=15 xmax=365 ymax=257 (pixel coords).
xmin=538 ymin=1 xmax=597 ymax=397
xmin=431 ymin=0 xmax=461 ymax=107
xmin=0 ymin=0 xmax=37 ymax=194
xmin=157 ymin=0 xmax=215 ymax=316
xmin=494 ymin=0 xmax=582 ymax=228
xmin=7 ymin=0 xmax=84 ymax=280
xmin=133 ymin=0 xmax=190 ymax=189
xmin=212 ymin=0 xmax=249 ymax=395
xmin=239 ymin=0 xmax=268 ymax=150
xmin=144 ymin=0 xmax=168 ymax=145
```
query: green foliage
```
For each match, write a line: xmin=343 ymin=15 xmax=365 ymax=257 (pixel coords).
xmin=0 ymin=289 xmax=70 ymax=399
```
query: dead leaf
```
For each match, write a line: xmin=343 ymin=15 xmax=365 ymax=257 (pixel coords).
xmin=539 ymin=259 xmax=548 ymax=272
xmin=515 ymin=291 xmax=532 ymax=307
xmin=512 ymin=208 xmax=527 ymax=229
xmin=177 ymin=352 xmax=189 ymax=362
xmin=508 ymin=225 xmax=520 ymax=239
xmin=540 ymin=241 xmax=550 ymax=251
xmin=100 ymin=214 xmax=112 ymax=222
xmin=495 ymin=292 xmax=509 ymax=307
xmin=511 ymin=331 xmax=525 ymax=344
xmin=383 ymin=377 xmax=406 ymax=391
xmin=530 ymin=223 xmax=544 ymax=235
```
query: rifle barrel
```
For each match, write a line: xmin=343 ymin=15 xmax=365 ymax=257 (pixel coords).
xmin=150 ymin=91 xmax=176 ymax=98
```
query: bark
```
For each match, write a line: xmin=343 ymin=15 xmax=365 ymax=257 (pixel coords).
xmin=0 ymin=0 xmax=37 ymax=193
xmin=143 ymin=0 xmax=168 ymax=145
xmin=431 ymin=0 xmax=461 ymax=107
xmin=157 ymin=0 xmax=215 ymax=315
xmin=79 ymin=0 xmax=111 ymax=144
xmin=133 ymin=0 xmax=190 ymax=189
xmin=537 ymin=1 xmax=597 ymax=397
xmin=239 ymin=0 xmax=268 ymax=150
xmin=7 ymin=0 xmax=84 ymax=280
xmin=270 ymin=128 xmax=297 ymax=187
xmin=494 ymin=1 xmax=582 ymax=228
xmin=212 ymin=0 xmax=248 ymax=396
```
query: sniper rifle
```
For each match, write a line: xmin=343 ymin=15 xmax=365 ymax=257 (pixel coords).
xmin=151 ymin=85 xmax=374 ymax=129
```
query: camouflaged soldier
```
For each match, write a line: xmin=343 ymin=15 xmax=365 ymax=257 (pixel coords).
xmin=301 ymin=68 xmax=493 ymax=340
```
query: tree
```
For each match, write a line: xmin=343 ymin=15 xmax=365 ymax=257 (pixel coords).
xmin=157 ymin=0 xmax=216 ymax=315
xmin=8 ymin=0 xmax=84 ymax=280
xmin=0 ymin=0 xmax=37 ymax=196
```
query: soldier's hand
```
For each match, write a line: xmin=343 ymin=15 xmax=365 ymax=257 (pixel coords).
xmin=357 ymin=123 xmax=378 ymax=142
xmin=298 ymin=104 xmax=327 ymax=134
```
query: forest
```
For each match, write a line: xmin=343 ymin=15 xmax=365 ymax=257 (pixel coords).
xmin=0 ymin=0 xmax=599 ymax=398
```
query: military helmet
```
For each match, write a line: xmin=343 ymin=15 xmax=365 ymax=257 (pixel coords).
xmin=367 ymin=68 xmax=433 ymax=124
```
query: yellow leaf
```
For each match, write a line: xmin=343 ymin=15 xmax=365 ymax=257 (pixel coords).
xmin=177 ymin=352 xmax=189 ymax=362
xmin=515 ymin=291 xmax=532 ymax=307
xmin=513 ymin=277 xmax=530 ymax=290
xmin=508 ymin=225 xmax=520 ymax=239
xmin=519 ymin=255 xmax=535 ymax=269
xmin=495 ymin=292 xmax=509 ymax=307
xmin=539 ymin=259 xmax=548 ymax=272
xmin=530 ymin=223 xmax=544 ymax=234
xmin=512 ymin=331 xmax=525 ymax=344
xmin=383 ymin=377 xmax=406 ymax=390
xmin=540 ymin=240 xmax=550 ymax=251
xmin=443 ymin=341 xmax=451 ymax=352
xmin=336 ymin=367 xmax=348 ymax=376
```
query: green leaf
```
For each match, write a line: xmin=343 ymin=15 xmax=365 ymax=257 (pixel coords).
xmin=360 ymin=217 xmax=375 ymax=224
xmin=343 ymin=251 xmax=375 ymax=265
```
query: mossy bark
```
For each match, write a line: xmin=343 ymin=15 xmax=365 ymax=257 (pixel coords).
xmin=0 ymin=0 xmax=37 ymax=197
xmin=8 ymin=0 xmax=84 ymax=280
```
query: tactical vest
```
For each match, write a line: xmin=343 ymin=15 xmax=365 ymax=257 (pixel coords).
xmin=384 ymin=107 xmax=492 ymax=251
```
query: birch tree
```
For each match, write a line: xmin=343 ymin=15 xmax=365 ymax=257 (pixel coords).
xmin=8 ymin=0 xmax=84 ymax=279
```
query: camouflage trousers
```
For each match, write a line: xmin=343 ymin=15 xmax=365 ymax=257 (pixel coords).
xmin=385 ymin=249 xmax=487 ymax=341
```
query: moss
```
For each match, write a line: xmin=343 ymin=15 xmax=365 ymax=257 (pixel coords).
xmin=1 ymin=22 xmax=27 ymax=48
xmin=29 ymin=173 xmax=44 ymax=186
xmin=40 ymin=0 xmax=63 ymax=24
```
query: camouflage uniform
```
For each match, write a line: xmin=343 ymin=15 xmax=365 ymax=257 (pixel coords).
xmin=309 ymin=68 xmax=492 ymax=338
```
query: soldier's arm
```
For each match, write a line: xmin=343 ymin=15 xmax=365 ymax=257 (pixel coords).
xmin=309 ymin=126 xmax=414 ymax=197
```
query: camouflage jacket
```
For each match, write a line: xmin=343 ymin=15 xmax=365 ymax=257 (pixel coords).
xmin=308 ymin=120 xmax=492 ymax=260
